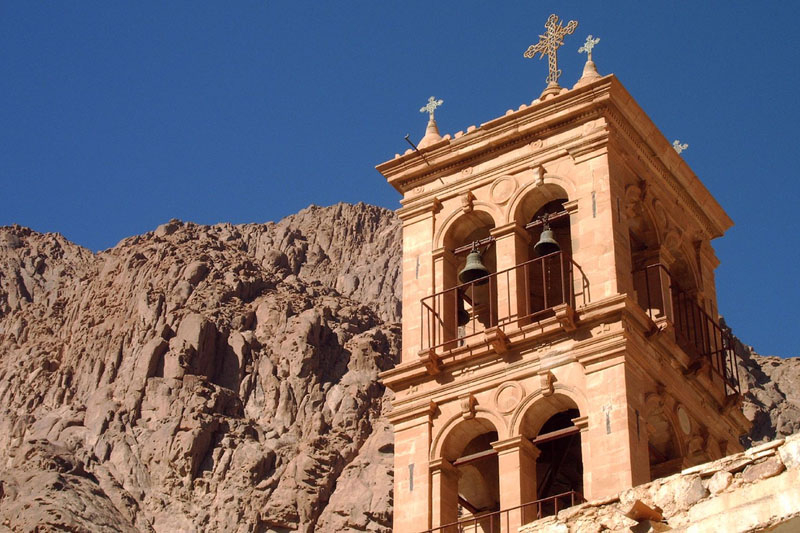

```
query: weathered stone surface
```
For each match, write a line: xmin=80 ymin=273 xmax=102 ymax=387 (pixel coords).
xmin=778 ymin=433 xmax=800 ymax=469
xmin=741 ymin=456 xmax=785 ymax=483
xmin=0 ymin=204 xmax=400 ymax=532
xmin=736 ymin=337 xmax=800 ymax=447
xmin=520 ymin=433 xmax=800 ymax=533
xmin=706 ymin=470 xmax=732 ymax=494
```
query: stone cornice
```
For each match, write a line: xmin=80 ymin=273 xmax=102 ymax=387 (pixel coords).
xmin=376 ymin=77 xmax=614 ymax=193
xmin=377 ymin=74 xmax=732 ymax=240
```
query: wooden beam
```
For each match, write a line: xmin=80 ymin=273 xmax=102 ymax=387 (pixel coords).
xmin=525 ymin=210 xmax=570 ymax=231
xmin=452 ymin=447 xmax=497 ymax=467
xmin=451 ymin=425 xmax=580 ymax=469
xmin=458 ymin=496 xmax=482 ymax=515
xmin=531 ymin=425 xmax=581 ymax=446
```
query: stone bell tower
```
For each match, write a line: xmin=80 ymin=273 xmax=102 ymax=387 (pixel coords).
xmin=377 ymin=16 xmax=749 ymax=533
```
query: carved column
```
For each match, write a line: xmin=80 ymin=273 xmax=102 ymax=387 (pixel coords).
xmin=492 ymin=436 xmax=541 ymax=532
xmin=490 ymin=223 xmax=532 ymax=326
xmin=430 ymin=458 xmax=460 ymax=532
xmin=572 ymin=415 xmax=589 ymax=498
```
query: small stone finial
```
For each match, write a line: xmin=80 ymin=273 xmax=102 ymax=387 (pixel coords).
xmin=420 ymin=96 xmax=444 ymax=121
xmin=673 ymin=140 xmax=689 ymax=154
xmin=574 ymin=34 xmax=601 ymax=88
xmin=524 ymin=14 xmax=578 ymax=98
xmin=418 ymin=96 xmax=444 ymax=149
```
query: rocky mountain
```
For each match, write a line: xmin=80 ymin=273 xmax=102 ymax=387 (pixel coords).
xmin=0 ymin=203 xmax=400 ymax=532
xmin=0 ymin=202 xmax=796 ymax=532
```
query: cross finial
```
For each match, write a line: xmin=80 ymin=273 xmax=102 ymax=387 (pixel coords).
xmin=579 ymin=35 xmax=600 ymax=62
xmin=420 ymin=96 xmax=444 ymax=121
xmin=524 ymin=14 xmax=579 ymax=91
xmin=673 ymin=140 xmax=689 ymax=154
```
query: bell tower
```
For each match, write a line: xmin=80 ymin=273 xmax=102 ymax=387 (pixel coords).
xmin=378 ymin=17 xmax=749 ymax=533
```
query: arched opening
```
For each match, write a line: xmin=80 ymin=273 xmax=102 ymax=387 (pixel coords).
xmin=629 ymin=205 xmax=666 ymax=320
xmin=440 ymin=212 xmax=497 ymax=347
xmin=534 ymin=410 xmax=583 ymax=506
xmin=525 ymin=199 xmax=573 ymax=320
xmin=438 ymin=418 xmax=500 ymax=532
xmin=646 ymin=402 xmax=683 ymax=479
xmin=519 ymin=395 xmax=585 ymax=517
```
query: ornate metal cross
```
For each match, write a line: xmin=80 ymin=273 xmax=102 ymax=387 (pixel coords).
xmin=524 ymin=14 xmax=578 ymax=87
xmin=420 ymin=96 xmax=444 ymax=120
xmin=579 ymin=35 xmax=600 ymax=62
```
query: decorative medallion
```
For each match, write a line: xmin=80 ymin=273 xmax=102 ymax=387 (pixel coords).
xmin=461 ymin=167 xmax=473 ymax=177
xmin=529 ymin=139 xmax=544 ymax=151
xmin=489 ymin=176 xmax=518 ymax=205
xmin=494 ymin=381 xmax=525 ymax=414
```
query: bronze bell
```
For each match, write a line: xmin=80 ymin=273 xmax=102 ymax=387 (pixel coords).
xmin=534 ymin=222 xmax=561 ymax=257
xmin=458 ymin=249 xmax=490 ymax=285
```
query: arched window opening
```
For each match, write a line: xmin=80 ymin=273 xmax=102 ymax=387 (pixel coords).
xmin=453 ymin=221 xmax=497 ymax=336
xmin=518 ymin=395 xmax=585 ymax=520
xmin=534 ymin=408 xmax=583 ymax=510
xmin=646 ymin=406 xmax=682 ymax=479
xmin=455 ymin=431 xmax=500 ymax=529
xmin=630 ymin=225 xmax=669 ymax=321
xmin=526 ymin=199 xmax=572 ymax=320
xmin=627 ymin=186 xmax=664 ymax=318
xmin=437 ymin=418 xmax=501 ymax=532
xmin=423 ymin=211 xmax=496 ymax=351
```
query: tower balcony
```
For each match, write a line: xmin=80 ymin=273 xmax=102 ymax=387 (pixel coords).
xmin=417 ymin=254 xmax=740 ymax=399
xmin=419 ymin=251 xmax=589 ymax=355
xmin=632 ymin=263 xmax=741 ymax=397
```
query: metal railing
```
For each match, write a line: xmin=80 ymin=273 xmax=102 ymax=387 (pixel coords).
xmin=633 ymin=264 xmax=741 ymax=396
xmin=420 ymin=252 xmax=589 ymax=353
xmin=422 ymin=491 xmax=584 ymax=533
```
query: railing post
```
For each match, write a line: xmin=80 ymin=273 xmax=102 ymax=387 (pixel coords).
xmin=524 ymin=262 xmax=530 ymax=319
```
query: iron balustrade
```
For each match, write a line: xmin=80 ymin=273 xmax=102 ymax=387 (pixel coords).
xmin=632 ymin=264 xmax=741 ymax=396
xmin=420 ymin=252 xmax=589 ymax=353
xmin=421 ymin=491 xmax=584 ymax=533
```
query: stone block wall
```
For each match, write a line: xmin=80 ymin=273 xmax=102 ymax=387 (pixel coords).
xmin=519 ymin=432 xmax=800 ymax=532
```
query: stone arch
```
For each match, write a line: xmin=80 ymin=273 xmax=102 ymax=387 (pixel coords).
xmin=431 ymin=408 xmax=508 ymax=462
xmin=513 ymin=389 xmax=587 ymax=503
xmin=435 ymin=203 xmax=501 ymax=250
xmin=508 ymin=180 xmax=572 ymax=228
xmin=626 ymin=185 xmax=661 ymax=270
xmin=432 ymin=411 xmax=505 ymax=522
xmin=668 ymin=242 xmax=702 ymax=295
xmin=628 ymin=187 xmax=668 ymax=317
xmin=644 ymin=393 xmax=685 ymax=479
xmin=513 ymin=389 xmax=585 ymax=439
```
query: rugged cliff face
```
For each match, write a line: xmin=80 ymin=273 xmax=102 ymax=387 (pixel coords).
xmin=0 ymin=203 xmax=400 ymax=532
xmin=0 ymin=202 xmax=796 ymax=532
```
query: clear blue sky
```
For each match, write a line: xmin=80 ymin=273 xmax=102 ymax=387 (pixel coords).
xmin=1 ymin=2 xmax=798 ymax=357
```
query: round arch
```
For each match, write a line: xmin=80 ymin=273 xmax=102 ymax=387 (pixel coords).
xmin=644 ymin=393 xmax=686 ymax=478
xmin=510 ymin=385 xmax=589 ymax=438
xmin=435 ymin=203 xmax=502 ymax=250
xmin=508 ymin=180 xmax=572 ymax=228
xmin=431 ymin=408 xmax=509 ymax=462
